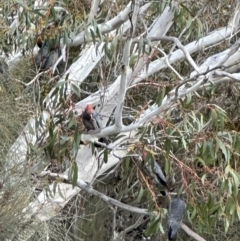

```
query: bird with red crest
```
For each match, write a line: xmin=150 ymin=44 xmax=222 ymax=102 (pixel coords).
xmin=82 ymin=104 xmax=109 ymax=147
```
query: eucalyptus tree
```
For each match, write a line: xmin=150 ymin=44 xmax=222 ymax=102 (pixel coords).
xmin=1 ymin=0 xmax=240 ymax=240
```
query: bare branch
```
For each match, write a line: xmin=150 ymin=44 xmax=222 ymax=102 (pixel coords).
xmin=110 ymin=206 xmax=118 ymax=241
xmin=114 ymin=40 xmax=130 ymax=129
xmin=148 ymin=36 xmax=201 ymax=73
xmin=18 ymin=70 xmax=50 ymax=87
xmin=181 ymin=223 xmax=206 ymax=241
xmin=214 ymin=70 xmax=240 ymax=81
xmin=114 ymin=2 xmax=141 ymax=128
xmin=39 ymin=172 xmax=204 ymax=241
xmin=154 ymin=46 xmax=184 ymax=81
xmin=113 ymin=215 xmax=145 ymax=241
xmin=70 ymin=3 xmax=133 ymax=46
xmin=39 ymin=171 xmax=157 ymax=216
xmin=131 ymin=0 xmax=141 ymax=37
xmin=213 ymin=40 xmax=240 ymax=67
xmin=88 ymin=0 xmax=101 ymax=23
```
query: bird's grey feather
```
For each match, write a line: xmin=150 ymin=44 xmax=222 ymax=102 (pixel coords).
xmin=168 ymin=197 xmax=186 ymax=240
xmin=36 ymin=42 xmax=61 ymax=71
xmin=145 ymin=159 xmax=168 ymax=189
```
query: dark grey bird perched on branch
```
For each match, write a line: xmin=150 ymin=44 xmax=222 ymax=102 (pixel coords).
xmin=82 ymin=104 xmax=109 ymax=147
xmin=142 ymin=150 xmax=169 ymax=191
xmin=35 ymin=37 xmax=61 ymax=72
xmin=168 ymin=195 xmax=186 ymax=241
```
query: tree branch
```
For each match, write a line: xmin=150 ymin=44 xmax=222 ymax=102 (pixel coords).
xmin=113 ymin=215 xmax=145 ymax=241
xmin=148 ymin=36 xmax=201 ymax=73
xmin=39 ymin=171 xmax=205 ymax=241
xmin=181 ymin=223 xmax=206 ymax=241
xmin=88 ymin=0 xmax=101 ymax=23
xmin=114 ymin=39 xmax=130 ymax=129
xmin=75 ymin=19 xmax=240 ymax=125
xmin=39 ymin=171 xmax=157 ymax=216
xmin=114 ymin=1 xmax=140 ymax=129
xmin=70 ymin=2 xmax=133 ymax=46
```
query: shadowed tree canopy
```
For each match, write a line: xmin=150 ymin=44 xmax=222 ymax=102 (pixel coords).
xmin=1 ymin=0 xmax=240 ymax=240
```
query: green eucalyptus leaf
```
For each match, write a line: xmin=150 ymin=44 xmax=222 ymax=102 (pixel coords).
xmin=145 ymin=215 xmax=161 ymax=236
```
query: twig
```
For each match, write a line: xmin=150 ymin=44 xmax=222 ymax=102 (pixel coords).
xmin=113 ymin=215 xmax=144 ymax=241
xmin=110 ymin=206 xmax=117 ymax=241
xmin=15 ymin=70 xmax=50 ymax=87
xmin=169 ymin=152 xmax=210 ymax=187
xmin=90 ymin=149 xmax=106 ymax=185
xmin=31 ymin=70 xmax=48 ymax=84
xmin=147 ymin=36 xmax=200 ymax=73
xmin=214 ymin=69 xmax=240 ymax=81
xmin=39 ymin=171 xmax=157 ymax=216
xmin=170 ymin=1 xmax=208 ymax=53
xmin=128 ymin=81 xmax=176 ymax=89
xmin=154 ymin=46 xmax=184 ymax=81
xmin=181 ymin=223 xmax=206 ymax=241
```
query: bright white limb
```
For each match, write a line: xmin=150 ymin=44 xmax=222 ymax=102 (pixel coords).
xmin=154 ymin=46 xmax=184 ymax=81
xmin=190 ymin=41 xmax=240 ymax=78
xmin=214 ymin=70 xmax=240 ymax=81
xmin=70 ymin=2 xmax=133 ymax=46
xmin=114 ymin=41 xmax=130 ymax=129
xmin=148 ymin=36 xmax=201 ymax=73
xmin=88 ymin=0 xmax=102 ymax=23
xmin=114 ymin=1 xmax=140 ymax=128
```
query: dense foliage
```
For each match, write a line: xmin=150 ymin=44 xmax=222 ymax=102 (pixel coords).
xmin=1 ymin=0 xmax=240 ymax=240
